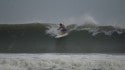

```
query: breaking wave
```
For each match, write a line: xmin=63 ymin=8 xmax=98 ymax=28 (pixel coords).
xmin=0 ymin=23 xmax=125 ymax=53
xmin=46 ymin=22 xmax=125 ymax=37
xmin=0 ymin=54 xmax=125 ymax=70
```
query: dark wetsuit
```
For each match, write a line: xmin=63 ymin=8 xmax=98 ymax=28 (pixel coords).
xmin=59 ymin=25 xmax=67 ymax=33
xmin=61 ymin=27 xmax=67 ymax=32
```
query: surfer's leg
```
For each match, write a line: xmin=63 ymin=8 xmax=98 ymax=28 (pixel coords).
xmin=61 ymin=29 xmax=66 ymax=34
xmin=62 ymin=29 xmax=67 ymax=32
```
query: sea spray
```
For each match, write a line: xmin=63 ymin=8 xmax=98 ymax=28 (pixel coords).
xmin=63 ymin=15 xmax=97 ymax=26
xmin=46 ymin=15 xmax=98 ymax=36
xmin=46 ymin=15 xmax=124 ymax=37
xmin=46 ymin=24 xmax=59 ymax=36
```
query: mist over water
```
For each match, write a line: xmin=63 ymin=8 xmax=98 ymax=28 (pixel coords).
xmin=63 ymin=15 xmax=97 ymax=26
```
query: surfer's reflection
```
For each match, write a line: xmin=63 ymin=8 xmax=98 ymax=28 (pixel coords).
xmin=55 ymin=38 xmax=67 ymax=53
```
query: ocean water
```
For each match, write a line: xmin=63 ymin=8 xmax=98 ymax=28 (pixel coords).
xmin=0 ymin=23 xmax=124 ymax=53
xmin=0 ymin=54 xmax=125 ymax=70
xmin=0 ymin=23 xmax=125 ymax=70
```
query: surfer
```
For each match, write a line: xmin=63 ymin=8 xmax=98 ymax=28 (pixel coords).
xmin=58 ymin=23 xmax=67 ymax=34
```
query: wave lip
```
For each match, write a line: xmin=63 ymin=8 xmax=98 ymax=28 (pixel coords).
xmin=46 ymin=23 xmax=125 ymax=37
xmin=78 ymin=25 xmax=125 ymax=36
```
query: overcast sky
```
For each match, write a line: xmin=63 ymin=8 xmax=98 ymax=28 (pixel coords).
xmin=0 ymin=0 xmax=125 ymax=25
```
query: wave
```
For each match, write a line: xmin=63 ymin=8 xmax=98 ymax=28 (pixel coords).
xmin=46 ymin=23 xmax=125 ymax=37
xmin=0 ymin=23 xmax=125 ymax=53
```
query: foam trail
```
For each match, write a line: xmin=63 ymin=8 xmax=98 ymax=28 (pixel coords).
xmin=46 ymin=24 xmax=59 ymax=36
xmin=0 ymin=54 xmax=125 ymax=70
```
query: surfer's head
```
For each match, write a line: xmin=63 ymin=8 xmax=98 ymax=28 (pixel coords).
xmin=59 ymin=23 xmax=63 ymax=26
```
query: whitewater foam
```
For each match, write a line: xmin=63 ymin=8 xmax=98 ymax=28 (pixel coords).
xmin=0 ymin=54 xmax=125 ymax=70
xmin=46 ymin=15 xmax=98 ymax=36
xmin=46 ymin=24 xmax=59 ymax=36
xmin=46 ymin=23 xmax=124 ymax=37
xmin=46 ymin=15 xmax=125 ymax=37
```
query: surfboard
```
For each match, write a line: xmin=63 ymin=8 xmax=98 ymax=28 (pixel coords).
xmin=55 ymin=33 xmax=68 ymax=38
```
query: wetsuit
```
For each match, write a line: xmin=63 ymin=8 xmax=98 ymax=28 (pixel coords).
xmin=59 ymin=25 xmax=67 ymax=33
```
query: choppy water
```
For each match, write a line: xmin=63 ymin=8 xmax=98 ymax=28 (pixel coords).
xmin=0 ymin=54 xmax=125 ymax=70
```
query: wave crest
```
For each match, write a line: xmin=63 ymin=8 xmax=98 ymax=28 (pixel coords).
xmin=46 ymin=23 xmax=125 ymax=37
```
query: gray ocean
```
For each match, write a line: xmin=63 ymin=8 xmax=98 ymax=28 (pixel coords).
xmin=0 ymin=23 xmax=125 ymax=70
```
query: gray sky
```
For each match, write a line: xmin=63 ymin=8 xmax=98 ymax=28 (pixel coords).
xmin=0 ymin=0 xmax=125 ymax=25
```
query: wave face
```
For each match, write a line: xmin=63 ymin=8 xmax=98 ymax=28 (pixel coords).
xmin=0 ymin=23 xmax=125 ymax=53
xmin=0 ymin=54 xmax=125 ymax=70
